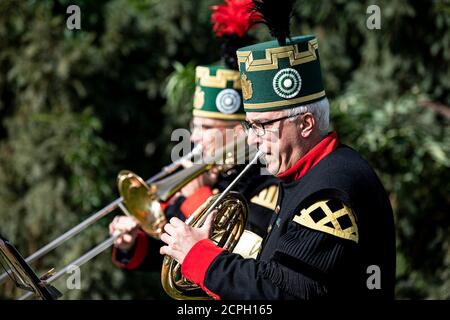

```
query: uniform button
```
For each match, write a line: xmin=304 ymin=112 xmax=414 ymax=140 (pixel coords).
xmin=276 ymin=217 xmax=281 ymax=227
xmin=275 ymin=205 xmax=280 ymax=214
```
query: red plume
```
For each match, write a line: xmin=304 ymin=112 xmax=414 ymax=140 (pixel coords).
xmin=211 ymin=0 xmax=261 ymax=37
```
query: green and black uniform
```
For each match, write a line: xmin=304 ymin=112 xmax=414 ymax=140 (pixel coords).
xmin=182 ymin=140 xmax=396 ymax=300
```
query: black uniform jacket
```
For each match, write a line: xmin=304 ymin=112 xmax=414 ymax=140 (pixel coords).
xmin=181 ymin=144 xmax=396 ymax=300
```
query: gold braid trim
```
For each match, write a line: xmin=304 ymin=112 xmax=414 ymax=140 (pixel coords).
xmin=237 ymin=39 xmax=319 ymax=72
xmin=196 ymin=66 xmax=242 ymax=89
xmin=250 ymin=185 xmax=279 ymax=211
xmin=293 ymin=199 xmax=359 ymax=243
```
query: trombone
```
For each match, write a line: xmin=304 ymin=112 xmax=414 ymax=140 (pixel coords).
xmin=0 ymin=144 xmax=202 ymax=286
xmin=6 ymin=136 xmax=255 ymax=299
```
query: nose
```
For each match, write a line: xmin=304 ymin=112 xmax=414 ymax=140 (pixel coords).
xmin=191 ymin=127 xmax=201 ymax=145
xmin=246 ymin=128 xmax=260 ymax=147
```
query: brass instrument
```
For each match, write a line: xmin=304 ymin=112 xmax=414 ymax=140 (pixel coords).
xmin=116 ymin=136 xmax=255 ymax=239
xmin=160 ymin=150 xmax=263 ymax=300
xmin=8 ymin=137 xmax=256 ymax=300
xmin=0 ymin=144 xmax=202 ymax=287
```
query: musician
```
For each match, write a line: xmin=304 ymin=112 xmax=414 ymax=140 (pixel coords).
xmin=110 ymin=67 xmax=278 ymax=271
xmin=110 ymin=0 xmax=278 ymax=271
xmin=159 ymin=2 xmax=396 ymax=300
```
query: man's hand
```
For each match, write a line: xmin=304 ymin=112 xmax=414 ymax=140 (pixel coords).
xmin=159 ymin=213 xmax=215 ymax=264
xmin=109 ymin=215 xmax=140 ymax=252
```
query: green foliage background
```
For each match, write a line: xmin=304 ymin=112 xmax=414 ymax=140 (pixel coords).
xmin=0 ymin=0 xmax=448 ymax=299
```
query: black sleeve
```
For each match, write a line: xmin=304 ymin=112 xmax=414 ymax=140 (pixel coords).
xmin=164 ymin=195 xmax=188 ymax=222
xmin=114 ymin=234 xmax=164 ymax=272
xmin=203 ymin=222 xmax=358 ymax=300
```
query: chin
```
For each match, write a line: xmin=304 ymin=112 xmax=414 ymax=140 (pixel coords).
xmin=264 ymin=155 xmax=280 ymax=175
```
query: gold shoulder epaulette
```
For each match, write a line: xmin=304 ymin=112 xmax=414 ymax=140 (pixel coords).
xmin=250 ymin=185 xmax=279 ymax=211
xmin=293 ymin=199 xmax=359 ymax=243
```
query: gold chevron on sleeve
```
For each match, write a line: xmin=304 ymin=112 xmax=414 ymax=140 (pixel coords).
xmin=237 ymin=39 xmax=319 ymax=72
xmin=292 ymin=199 xmax=359 ymax=243
xmin=250 ymin=185 xmax=279 ymax=211
xmin=196 ymin=66 xmax=242 ymax=89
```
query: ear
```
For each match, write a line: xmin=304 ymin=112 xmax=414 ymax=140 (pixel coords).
xmin=299 ymin=113 xmax=315 ymax=138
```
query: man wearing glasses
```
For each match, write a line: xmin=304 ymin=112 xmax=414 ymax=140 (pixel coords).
xmin=160 ymin=34 xmax=396 ymax=299
xmin=109 ymin=64 xmax=279 ymax=272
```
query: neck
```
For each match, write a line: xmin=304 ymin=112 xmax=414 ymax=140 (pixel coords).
xmin=280 ymin=132 xmax=324 ymax=173
xmin=276 ymin=131 xmax=339 ymax=182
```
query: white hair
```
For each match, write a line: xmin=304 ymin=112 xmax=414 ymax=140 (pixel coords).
xmin=284 ymin=97 xmax=330 ymax=137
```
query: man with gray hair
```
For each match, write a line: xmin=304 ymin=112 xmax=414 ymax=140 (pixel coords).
xmin=285 ymin=98 xmax=330 ymax=136
xmin=160 ymin=32 xmax=396 ymax=299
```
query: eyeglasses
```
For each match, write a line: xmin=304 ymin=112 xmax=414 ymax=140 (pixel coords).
xmin=240 ymin=112 xmax=304 ymax=137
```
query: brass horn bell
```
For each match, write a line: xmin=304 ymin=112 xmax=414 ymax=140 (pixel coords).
xmin=117 ymin=170 xmax=167 ymax=239
xmin=159 ymin=150 xmax=263 ymax=300
xmin=161 ymin=191 xmax=248 ymax=300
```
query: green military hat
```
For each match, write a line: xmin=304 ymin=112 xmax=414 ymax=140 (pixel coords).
xmin=192 ymin=0 xmax=260 ymax=121
xmin=193 ymin=65 xmax=246 ymax=121
xmin=236 ymin=0 xmax=326 ymax=112
xmin=237 ymin=35 xmax=326 ymax=112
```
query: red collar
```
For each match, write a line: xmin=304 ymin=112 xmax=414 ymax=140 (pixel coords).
xmin=276 ymin=131 xmax=339 ymax=182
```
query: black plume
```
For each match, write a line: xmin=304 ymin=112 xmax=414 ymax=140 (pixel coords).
xmin=251 ymin=0 xmax=295 ymax=46
xmin=221 ymin=35 xmax=254 ymax=70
